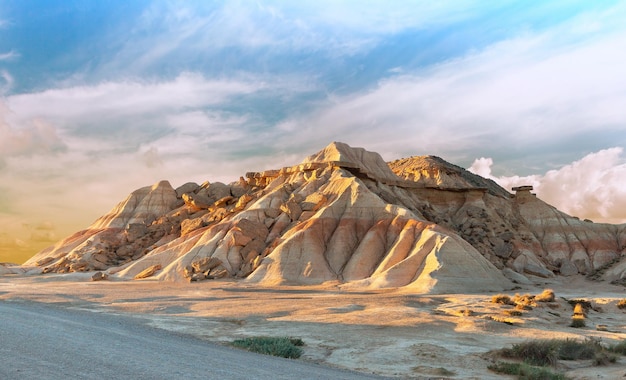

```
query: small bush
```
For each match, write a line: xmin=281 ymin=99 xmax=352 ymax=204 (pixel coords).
xmin=514 ymin=293 xmax=536 ymax=309
xmin=536 ymin=289 xmax=556 ymax=302
xmin=515 ymin=303 xmax=533 ymax=311
xmin=617 ymin=299 xmax=626 ymax=310
xmin=609 ymin=340 xmax=626 ymax=355
xmin=495 ymin=338 xmax=618 ymax=376
xmin=492 ymin=294 xmax=513 ymax=305
xmin=594 ymin=351 xmax=617 ymax=366
xmin=570 ymin=316 xmax=586 ymax=328
xmin=502 ymin=340 xmax=559 ymax=366
xmin=488 ymin=361 xmax=565 ymax=380
xmin=558 ymin=338 xmax=599 ymax=360
xmin=504 ymin=309 xmax=523 ymax=317
xmin=568 ymin=299 xmax=592 ymax=313
xmin=231 ymin=336 xmax=304 ymax=358
xmin=491 ymin=315 xmax=515 ymax=325
xmin=433 ymin=367 xmax=455 ymax=376
xmin=573 ymin=303 xmax=586 ymax=317
xmin=501 ymin=338 xmax=610 ymax=366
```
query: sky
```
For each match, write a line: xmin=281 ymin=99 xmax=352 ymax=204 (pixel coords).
xmin=1 ymin=1 xmax=625 ymax=263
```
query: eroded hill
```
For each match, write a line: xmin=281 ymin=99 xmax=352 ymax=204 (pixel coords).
xmin=15 ymin=142 xmax=626 ymax=293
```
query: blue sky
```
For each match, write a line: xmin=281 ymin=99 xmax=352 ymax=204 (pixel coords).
xmin=1 ymin=1 xmax=626 ymax=262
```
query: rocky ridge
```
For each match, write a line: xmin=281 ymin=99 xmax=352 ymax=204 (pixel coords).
xmin=15 ymin=142 xmax=626 ymax=293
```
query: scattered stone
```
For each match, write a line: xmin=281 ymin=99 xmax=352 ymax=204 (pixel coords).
xmin=181 ymin=218 xmax=206 ymax=236
xmin=175 ymin=182 xmax=200 ymax=198
xmin=134 ymin=264 xmax=162 ymax=279
xmin=191 ymin=257 xmax=222 ymax=273
xmin=91 ymin=271 xmax=108 ymax=281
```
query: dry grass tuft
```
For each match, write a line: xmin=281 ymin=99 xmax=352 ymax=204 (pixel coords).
xmin=535 ymin=289 xmax=555 ymax=302
xmin=617 ymin=299 xmax=626 ymax=310
xmin=504 ymin=309 xmax=523 ymax=317
xmin=492 ymin=294 xmax=514 ymax=305
xmin=491 ymin=315 xmax=516 ymax=325
xmin=573 ymin=303 xmax=586 ymax=317
xmin=513 ymin=293 xmax=536 ymax=309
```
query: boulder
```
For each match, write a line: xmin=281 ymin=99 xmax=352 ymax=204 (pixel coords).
xmin=181 ymin=218 xmax=206 ymax=236
xmin=134 ymin=264 xmax=162 ymax=279
xmin=91 ymin=271 xmax=108 ymax=281
xmin=191 ymin=257 xmax=222 ymax=273
xmin=182 ymin=193 xmax=212 ymax=209
xmin=175 ymin=182 xmax=200 ymax=198
xmin=559 ymin=260 xmax=579 ymax=276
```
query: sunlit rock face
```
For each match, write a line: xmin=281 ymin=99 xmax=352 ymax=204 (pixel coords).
xmin=20 ymin=142 xmax=626 ymax=292
xmin=23 ymin=180 xmax=181 ymax=272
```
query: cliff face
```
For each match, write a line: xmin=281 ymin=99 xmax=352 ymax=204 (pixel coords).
xmin=19 ymin=142 xmax=626 ymax=292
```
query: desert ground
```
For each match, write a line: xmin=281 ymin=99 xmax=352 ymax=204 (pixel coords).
xmin=1 ymin=273 xmax=625 ymax=379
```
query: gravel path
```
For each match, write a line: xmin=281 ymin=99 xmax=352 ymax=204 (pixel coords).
xmin=0 ymin=301 xmax=386 ymax=380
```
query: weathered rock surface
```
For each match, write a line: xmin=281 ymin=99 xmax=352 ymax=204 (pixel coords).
xmin=16 ymin=142 xmax=626 ymax=293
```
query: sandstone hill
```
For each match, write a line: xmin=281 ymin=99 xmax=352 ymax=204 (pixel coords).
xmin=18 ymin=142 xmax=626 ymax=293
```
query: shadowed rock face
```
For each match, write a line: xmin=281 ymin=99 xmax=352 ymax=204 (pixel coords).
xmin=19 ymin=142 xmax=626 ymax=292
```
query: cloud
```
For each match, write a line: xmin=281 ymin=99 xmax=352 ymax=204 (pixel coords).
xmin=93 ymin=1 xmax=489 ymax=78
xmin=274 ymin=0 xmax=480 ymax=35
xmin=0 ymin=70 xmax=13 ymax=94
xmin=469 ymin=148 xmax=626 ymax=224
xmin=267 ymin=3 xmax=626 ymax=163
xmin=0 ymin=102 xmax=67 ymax=158
xmin=2 ymin=72 xmax=289 ymax=166
xmin=0 ymin=233 xmax=29 ymax=250
xmin=30 ymin=230 xmax=57 ymax=243
xmin=138 ymin=146 xmax=163 ymax=168
xmin=0 ymin=50 xmax=18 ymax=61
xmin=6 ymin=72 xmax=264 ymax=120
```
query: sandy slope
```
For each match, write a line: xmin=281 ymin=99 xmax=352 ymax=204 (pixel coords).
xmin=1 ymin=274 xmax=625 ymax=379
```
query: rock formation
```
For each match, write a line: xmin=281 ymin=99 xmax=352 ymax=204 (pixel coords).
xmin=16 ymin=142 xmax=626 ymax=293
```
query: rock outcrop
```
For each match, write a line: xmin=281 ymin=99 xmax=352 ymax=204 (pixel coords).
xmin=16 ymin=142 xmax=626 ymax=293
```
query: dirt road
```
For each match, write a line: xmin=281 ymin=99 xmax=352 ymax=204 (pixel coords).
xmin=0 ymin=301 xmax=385 ymax=379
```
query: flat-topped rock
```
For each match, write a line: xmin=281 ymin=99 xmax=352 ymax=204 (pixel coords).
xmin=303 ymin=141 xmax=402 ymax=184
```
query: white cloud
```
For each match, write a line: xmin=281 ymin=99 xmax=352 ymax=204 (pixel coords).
xmin=275 ymin=0 xmax=479 ymax=35
xmin=0 ymin=70 xmax=309 ymax=247
xmin=0 ymin=50 xmax=18 ymax=61
xmin=469 ymin=148 xmax=626 ymax=224
xmin=268 ymin=3 xmax=626 ymax=161
xmin=97 ymin=0 xmax=487 ymax=75
xmin=0 ymin=101 xmax=66 ymax=157
xmin=6 ymin=72 xmax=264 ymax=120
xmin=0 ymin=70 xmax=13 ymax=94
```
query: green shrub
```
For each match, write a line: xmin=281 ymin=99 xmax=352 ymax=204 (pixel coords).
xmin=593 ymin=351 xmax=617 ymax=366
xmin=609 ymin=340 xmax=626 ymax=355
xmin=488 ymin=361 xmax=565 ymax=380
xmin=498 ymin=338 xmax=618 ymax=372
xmin=570 ymin=316 xmax=586 ymax=328
xmin=501 ymin=338 xmax=609 ymax=366
xmin=558 ymin=338 xmax=600 ymax=360
xmin=433 ymin=367 xmax=455 ymax=376
xmin=231 ymin=336 xmax=304 ymax=358
xmin=502 ymin=340 xmax=559 ymax=366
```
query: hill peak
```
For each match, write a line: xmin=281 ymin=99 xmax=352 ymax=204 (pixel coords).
xmin=302 ymin=141 xmax=402 ymax=184
xmin=388 ymin=155 xmax=511 ymax=198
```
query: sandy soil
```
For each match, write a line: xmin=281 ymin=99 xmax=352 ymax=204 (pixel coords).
xmin=1 ymin=273 xmax=625 ymax=379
